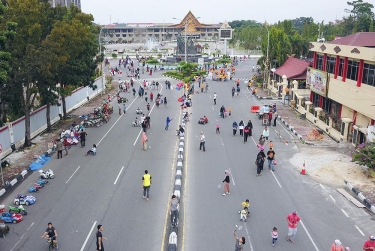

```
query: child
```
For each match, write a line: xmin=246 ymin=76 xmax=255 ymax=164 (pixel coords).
xmin=228 ymin=107 xmax=232 ymax=118
xmin=239 ymin=199 xmax=250 ymax=217
xmin=240 ymin=207 xmax=248 ymax=222
xmin=86 ymin=144 xmax=97 ymax=156
xmin=271 ymin=227 xmax=278 ymax=247
xmin=269 ymin=141 xmax=274 ymax=149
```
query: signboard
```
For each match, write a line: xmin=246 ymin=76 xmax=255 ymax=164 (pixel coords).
xmin=197 ymin=58 xmax=204 ymax=66
xmin=219 ymin=29 xmax=232 ymax=39
xmin=306 ymin=67 xmax=328 ymax=97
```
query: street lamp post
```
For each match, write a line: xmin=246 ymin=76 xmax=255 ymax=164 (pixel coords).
xmin=264 ymin=24 xmax=270 ymax=87
xmin=99 ymin=26 xmax=106 ymax=94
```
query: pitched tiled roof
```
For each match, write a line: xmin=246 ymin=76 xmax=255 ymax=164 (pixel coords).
xmin=275 ymin=57 xmax=310 ymax=79
xmin=328 ymin=32 xmax=375 ymax=47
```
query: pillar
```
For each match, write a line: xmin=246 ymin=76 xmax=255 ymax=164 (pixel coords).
xmin=357 ymin=59 xmax=364 ymax=87
xmin=342 ymin=57 xmax=348 ymax=82
xmin=314 ymin=107 xmax=322 ymax=119
xmin=280 ymin=75 xmax=288 ymax=100
xmin=291 ymin=80 xmax=298 ymax=101
xmin=341 ymin=118 xmax=352 ymax=142
xmin=334 ymin=55 xmax=340 ymax=79
xmin=6 ymin=119 xmax=15 ymax=151
xmin=322 ymin=53 xmax=327 ymax=72
xmin=305 ymin=101 xmax=312 ymax=114
xmin=312 ymin=52 xmax=317 ymax=68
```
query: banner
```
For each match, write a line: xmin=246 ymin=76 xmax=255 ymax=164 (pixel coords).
xmin=307 ymin=67 xmax=328 ymax=97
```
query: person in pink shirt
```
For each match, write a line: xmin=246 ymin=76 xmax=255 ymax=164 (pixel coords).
xmin=330 ymin=239 xmax=345 ymax=251
xmin=286 ymin=211 xmax=300 ymax=243
xmin=363 ymin=235 xmax=375 ymax=250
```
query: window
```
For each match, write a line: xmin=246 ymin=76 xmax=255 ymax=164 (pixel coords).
xmin=326 ymin=56 xmax=336 ymax=74
xmin=346 ymin=60 xmax=359 ymax=81
xmin=128 ymin=29 xmax=133 ymax=32
xmin=363 ymin=63 xmax=375 ymax=87
xmin=338 ymin=58 xmax=344 ymax=77
xmin=121 ymin=29 xmax=127 ymax=32
xmin=154 ymin=29 xmax=159 ymax=32
xmin=115 ymin=29 xmax=120 ymax=33
xmin=312 ymin=92 xmax=320 ymax=107
xmin=322 ymin=97 xmax=331 ymax=113
xmin=316 ymin=54 xmax=324 ymax=71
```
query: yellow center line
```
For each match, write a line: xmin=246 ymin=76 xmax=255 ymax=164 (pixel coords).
xmin=181 ymin=117 xmax=189 ymax=251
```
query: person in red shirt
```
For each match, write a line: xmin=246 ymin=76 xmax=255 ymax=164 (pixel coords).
xmin=363 ymin=235 xmax=375 ymax=250
xmin=286 ymin=211 xmax=300 ymax=243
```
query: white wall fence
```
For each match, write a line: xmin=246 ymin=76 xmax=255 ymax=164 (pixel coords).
xmin=0 ymin=77 xmax=104 ymax=158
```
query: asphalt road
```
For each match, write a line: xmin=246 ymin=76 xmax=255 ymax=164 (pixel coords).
xmin=0 ymin=64 xmax=183 ymax=251
xmin=181 ymin=59 xmax=375 ymax=251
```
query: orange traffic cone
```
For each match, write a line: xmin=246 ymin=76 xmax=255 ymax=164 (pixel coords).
xmin=300 ymin=162 xmax=306 ymax=175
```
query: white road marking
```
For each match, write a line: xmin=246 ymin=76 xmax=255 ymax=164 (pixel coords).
xmin=300 ymin=220 xmax=320 ymax=251
xmin=319 ymin=184 xmax=325 ymax=190
xmin=10 ymin=233 xmax=26 ymax=251
xmin=271 ymin=170 xmax=282 ymax=188
xmin=133 ymin=86 xmax=163 ymax=146
xmin=27 ymin=222 xmax=35 ymax=231
xmin=80 ymin=221 xmax=97 ymax=251
xmin=229 ymin=168 xmax=235 ymax=186
xmin=114 ymin=166 xmax=125 ymax=185
xmin=355 ymin=225 xmax=365 ymax=236
xmin=243 ymin=222 xmax=254 ymax=251
xmin=329 ymin=195 xmax=336 ymax=202
xmin=212 ymin=106 xmax=214 ymax=110
xmin=66 ymin=166 xmax=81 ymax=184
xmin=341 ymin=209 xmax=349 ymax=217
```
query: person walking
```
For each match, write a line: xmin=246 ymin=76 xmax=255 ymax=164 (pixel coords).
xmin=222 ymin=170 xmax=230 ymax=196
xmin=258 ymin=135 xmax=266 ymax=151
xmin=286 ymin=211 xmax=300 ymax=244
xmin=118 ymin=101 xmax=122 ymax=115
xmin=213 ymin=92 xmax=217 ymax=105
xmin=165 ymin=116 xmax=173 ymax=130
xmin=268 ymin=111 xmax=273 ymax=126
xmin=267 ymin=147 xmax=276 ymax=171
xmin=330 ymin=239 xmax=345 ymax=251
xmin=263 ymin=126 xmax=270 ymax=141
xmin=255 ymin=151 xmax=265 ymax=176
xmin=141 ymin=132 xmax=148 ymax=151
xmin=238 ymin=120 xmax=244 ymax=136
xmin=271 ymin=227 xmax=278 ymax=247
xmin=170 ymin=195 xmax=179 ymax=227
xmin=96 ymin=224 xmax=107 ymax=251
xmin=122 ymin=102 xmax=126 ymax=114
xmin=233 ymin=230 xmax=245 ymax=251
xmin=273 ymin=111 xmax=278 ymax=126
xmin=247 ymin=120 xmax=253 ymax=137
xmin=220 ymin=105 xmax=225 ymax=119
xmin=63 ymin=137 xmax=69 ymax=156
xmin=216 ymin=121 xmax=220 ymax=134
xmin=142 ymin=170 xmax=152 ymax=201
xmin=199 ymin=131 xmax=205 ymax=152
xmin=363 ymin=235 xmax=375 ymax=250
xmin=146 ymin=113 xmax=151 ymax=128
xmin=243 ymin=126 xmax=249 ymax=143
xmin=232 ymin=121 xmax=238 ymax=136
xmin=56 ymin=139 xmax=63 ymax=159
xmin=80 ymin=130 xmax=87 ymax=148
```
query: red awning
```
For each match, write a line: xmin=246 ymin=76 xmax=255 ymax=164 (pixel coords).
xmin=275 ymin=57 xmax=310 ymax=79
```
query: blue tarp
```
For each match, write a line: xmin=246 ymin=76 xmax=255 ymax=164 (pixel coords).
xmin=29 ymin=154 xmax=52 ymax=171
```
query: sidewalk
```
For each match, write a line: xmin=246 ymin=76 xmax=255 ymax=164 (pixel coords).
xmin=0 ymin=87 xmax=118 ymax=190
xmin=256 ymin=87 xmax=375 ymax=208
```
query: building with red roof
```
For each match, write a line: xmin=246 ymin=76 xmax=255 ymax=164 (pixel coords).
xmin=293 ymin=32 xmax=375 ymax=143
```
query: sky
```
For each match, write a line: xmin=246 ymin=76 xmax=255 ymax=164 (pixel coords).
xmin=81 ymin=0 xmax=364 ymax=25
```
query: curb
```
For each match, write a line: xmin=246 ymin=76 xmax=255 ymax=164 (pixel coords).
xmin=167 ymin=110 xmax=186 ymax=250
xmin=344 ymin=180 xmax=375 ymax=214
xmin=0 ymin=169 xmax=30 ymax=202
xmin=277 ymin=116 xmax=305 ymax=142
xmin=255 ymin=95 xmax=282 ymax=100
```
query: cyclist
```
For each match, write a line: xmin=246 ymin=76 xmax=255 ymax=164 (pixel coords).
xmin=41 ymin=222 xmax=58 ymax=249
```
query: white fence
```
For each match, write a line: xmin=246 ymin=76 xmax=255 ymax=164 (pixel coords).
xmin=0 ymin=77 xmax=104 ymax=158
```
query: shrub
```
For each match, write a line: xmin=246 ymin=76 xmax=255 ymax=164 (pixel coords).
xmin=217 ymin=58 xmax=231 ymax=64
xmin=351 ymin=142 xmax=375 ymax=170
xmin=146 ymin=59 xmax=159 ymax=64
xmin=112 ymin=53 xmax=117 ymax=58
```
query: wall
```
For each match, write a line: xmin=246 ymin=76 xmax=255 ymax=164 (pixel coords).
xmin=0 ymin=77 xmax=104 ymax=158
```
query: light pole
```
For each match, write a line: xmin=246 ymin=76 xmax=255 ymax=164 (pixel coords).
xmin=99 ymin=26 xmax=106 ymax=94
xmin=264 ymin=23 xmax=270 ymax=87
xmin=173 ymin=17 xmax=200 ymax=63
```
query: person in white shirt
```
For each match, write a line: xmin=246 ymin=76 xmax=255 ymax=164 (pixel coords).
xmin=213 ymin=93 xmax=217 ymax=105
xmin=140 ymin=114 xmax=145 ymax=123
xmin=199 ymin=131 xmax=205 ymax=152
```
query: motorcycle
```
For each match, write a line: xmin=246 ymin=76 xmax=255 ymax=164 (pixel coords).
xmin=29 ymin=186 xmax=39 ymax=193
xmin=9 ymin=205 xmax=27 ymax=215
xmin=132 ymin=120 xmax=141 ymax=127
xmin=39 ymin=169 xmax=55 ymax=179
xmin=33 ymin=182 xmax=45 ymax=189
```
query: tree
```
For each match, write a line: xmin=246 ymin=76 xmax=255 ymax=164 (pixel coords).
xmin=45 ymin=6 xmax=99 ymax=119
xmin=0 ymin=2 xmax=17 ymax=125
xmin=346 ymin=0 xmax=375 ymax=32
xmin=4 ymin=0 xmax=57 ymax=147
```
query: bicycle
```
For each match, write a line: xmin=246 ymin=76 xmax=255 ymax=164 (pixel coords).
xmin=45 ymin=237 xmax=58 ymax=251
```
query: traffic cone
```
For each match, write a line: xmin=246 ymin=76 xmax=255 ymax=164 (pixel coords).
xmin=300 ymin=162 xmax=306 ymax=175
